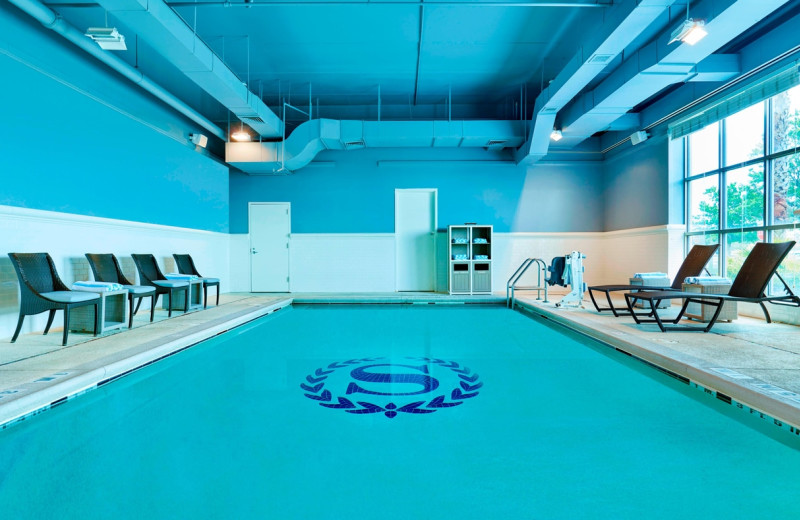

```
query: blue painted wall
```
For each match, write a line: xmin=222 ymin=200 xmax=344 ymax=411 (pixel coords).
xmin=230 ymin=148 xmax=604 ymax=233
xmin=602 ymin=134 xmax=669 ymax=231
xmin=0 ymin=6 xmax=229 ymax=233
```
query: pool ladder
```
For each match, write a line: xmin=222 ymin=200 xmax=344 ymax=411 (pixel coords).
xmin=506 ymin=258 xmax=548 ymax=309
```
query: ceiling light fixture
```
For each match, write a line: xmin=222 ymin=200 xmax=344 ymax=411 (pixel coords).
xmin=85 ymin=27 xmax=127 ymax=51
xmin=231 ymin=129 xmax=251 ymax=142
xmin=550 ymin=129 xmax=563 ymax=141
xmin=189 ymin=133 xmax=208 ymax=148
xmin=668 ymin=1 xmax=707 ymax=46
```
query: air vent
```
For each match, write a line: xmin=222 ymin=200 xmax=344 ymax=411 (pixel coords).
xmin=588 ymin=53 xmax=614 ymax=65
xmin=485 ymin=139 xmax=508 ymax=150
xmin=242 ymin=116 xmax=265 ymax=123
xmin=344 ymin=140 xmax=366 ymax=148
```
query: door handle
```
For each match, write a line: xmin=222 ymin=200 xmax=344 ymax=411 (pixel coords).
xmin=252 ymin=247 xmax=258 ymax=254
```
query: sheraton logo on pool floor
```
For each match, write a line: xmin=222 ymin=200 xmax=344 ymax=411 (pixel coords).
xmin=301 ymin=357 xmax=482 ymax=418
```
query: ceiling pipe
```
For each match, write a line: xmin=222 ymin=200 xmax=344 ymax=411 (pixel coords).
xmin=516 ymin=0 xmax=681 ymax=165
xmin=96 ymin=0 xmax=283 ymax=138
xmin=6 ymin=0 xmax=226 ymax=140
xmin=226 ymin=119 xmax=525 ymax=174
xmin=554 ymin=0 xmax=788 ymax=150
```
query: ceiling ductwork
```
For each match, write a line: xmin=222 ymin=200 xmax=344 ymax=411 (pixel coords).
xmin=516 ymin=0 xmax=681 ymax=165
xmin=226 ymin=119 xmax=525 ymax=174
xmin=96 ymin=0 xmax=283 ymax=138
xmin=553 ymin=0 xmax=789 ymax=150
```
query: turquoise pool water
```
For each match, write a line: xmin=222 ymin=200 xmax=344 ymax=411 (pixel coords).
xmin=1 ymin=304 xmax=799 ymax=518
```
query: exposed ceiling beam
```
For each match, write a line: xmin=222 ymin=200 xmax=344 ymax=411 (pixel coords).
xmin=515 ymin=0 xmax=681 ymax=165
xmin=96 ymin=0 xmax=283 ymax=138
xmin=554 ymin=0 xmax=789 ymax=151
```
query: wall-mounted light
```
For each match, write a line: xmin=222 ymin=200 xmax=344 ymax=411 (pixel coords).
xmin=630 ymin=130 xmax=649 ymax=146
xmin=189 ymin=133 xmax=208 ymax=148
xmin=668 ymin=19 xmax=707 ymax=45
xmin=550 ymin=129 xmax=563 ymax=142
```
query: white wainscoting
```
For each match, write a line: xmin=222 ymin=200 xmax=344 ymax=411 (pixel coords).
xmin=288 ymin=234 xmax=396 ymax=292
xmin=0 ymin=205 xmax=230 ymax=340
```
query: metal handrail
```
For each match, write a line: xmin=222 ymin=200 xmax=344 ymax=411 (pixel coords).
xmin=507 ymin=258 xmax=548 ymax=308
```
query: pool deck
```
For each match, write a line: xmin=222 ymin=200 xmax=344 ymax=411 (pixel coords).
xmin=1 ymin=292 xmax=799 ymax=435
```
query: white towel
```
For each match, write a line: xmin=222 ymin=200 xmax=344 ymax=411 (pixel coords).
xmin=72 ymin=281 xmax=123 ymax=292
xmin=633 ymin=272 xmax=668 ymax=278
xmin=165 ymin=273 xmax=198 ymax=281
xmin=684 ymin=276 xmax=731 ymax=285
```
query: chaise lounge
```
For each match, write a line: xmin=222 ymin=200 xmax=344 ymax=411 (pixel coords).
xmin=8 ymin=253 xmax=100 ymax=346
xmin=588 ymin=244 xmax=719 ymax=317
xmin=623 ymin=241 xmax=800 ymax=332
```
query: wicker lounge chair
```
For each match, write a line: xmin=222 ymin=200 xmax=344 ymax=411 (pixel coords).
xmin=173 ymin=254 xmax=219 ymax=308
xmin=623 ymin=241 xmax=800 ymax=332
xmin=8 ymin=253 xmax=100 ymax=346
xmin=86 ymin=254 xmax=157 ymax=328
xmin=588 ymin=244 xmax=719 ymax=316
xmin=131 ymin=254 xmax=190 ymax=317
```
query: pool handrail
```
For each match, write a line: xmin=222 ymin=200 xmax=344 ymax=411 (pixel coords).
xmin=507 ymin=258 xmax=548 ymax=308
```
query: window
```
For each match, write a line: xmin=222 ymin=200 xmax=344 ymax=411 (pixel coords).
xmin=684 ymin=84 xmax=800 ymax=292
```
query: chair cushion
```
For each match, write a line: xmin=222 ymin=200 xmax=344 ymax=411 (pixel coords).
xmin=201 ymin=278 xmax=220 ymax=284
xmin=153 ymin=280 xmax=189 ymax=288
xmin=124 ymin=285 xmax=156 ymax=296
xmin=41 ymin=291 xmax=100 ymax=303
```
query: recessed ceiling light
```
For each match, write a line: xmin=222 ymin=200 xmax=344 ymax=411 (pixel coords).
xmin=550 ymin=129 xmax=563 ymax=142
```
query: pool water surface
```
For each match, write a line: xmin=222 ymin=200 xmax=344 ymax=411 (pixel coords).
xmin=1 ymin=304 xmax=799 ymax=518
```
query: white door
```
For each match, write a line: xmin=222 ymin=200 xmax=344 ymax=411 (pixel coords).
xmin=249 ymin=202 xmax=290 ymax=292
xmin=395 ymin=189 xmax=437 ymax=291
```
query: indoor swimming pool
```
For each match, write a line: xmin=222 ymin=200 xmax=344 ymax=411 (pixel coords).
xmin=1 ymin=304 xmax=799 ymax=518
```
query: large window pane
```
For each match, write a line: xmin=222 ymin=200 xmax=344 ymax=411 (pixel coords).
xmin=772 ymin=85 xmax=800 ymax=153
xmin=724 ymin=103 xmax=765 ymax=166
xmin=772 ymin=229 xmax=800 ymax=294
xmin=725 ymin=164 xmax=764 ymax=228
xmin=688 ymin=234 xmax=720 ymax=276
xmin=688 ymin=123 xmax=719 ymax=176
xmin=773 ymin=153 xmax=800 ymax=225
xmin=724 ymin=231 xmax=761 ymax=279
xmin=688 ymin=175 xmax=719 ymax=231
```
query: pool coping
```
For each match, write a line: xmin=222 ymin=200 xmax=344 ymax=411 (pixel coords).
xmin=515 ymin=298 xmax=800 ymax=436
xmin=0 ymin=297 xmax=292 ymax=429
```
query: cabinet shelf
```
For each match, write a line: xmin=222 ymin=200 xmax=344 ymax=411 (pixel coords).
xmin=448 ymin=225 xmax=492 ymax=294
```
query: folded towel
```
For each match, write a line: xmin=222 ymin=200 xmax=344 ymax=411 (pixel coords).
xmin=473 ymin=238 xmax=488 ymax=244
xmin=165 ymin=273 xmax=198 ymax=281
xmin=452 ymin=254 xmax=468 ymax=260
xmin=453 ymin=238 xmax=468 ymax=244
xmin=632 ymin=272 xmax=668 ymax=278
xmin=474 ymin=255 xmax=489 ymax=260
xmin=72 ymin=281 xmax=123 ymax=292
xmin=684 ymin=276 xmax=731 ymax=285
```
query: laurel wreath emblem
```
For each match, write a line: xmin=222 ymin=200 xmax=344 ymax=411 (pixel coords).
xmin=301 ymin=357 xmax=482 ymax=418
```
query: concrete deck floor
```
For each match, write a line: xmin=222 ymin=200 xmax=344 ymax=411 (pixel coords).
xmin=1 ymin=291 xmax=798 ymax=442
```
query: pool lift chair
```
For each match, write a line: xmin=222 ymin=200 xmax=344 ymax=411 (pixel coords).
xmin=588 ymin=244 xmax=719 ymax=317
xmin=131 ymin=254 xmax=190 ymax=317
xmin=623 ymin=241 xmax=800 ymax=332
xmin=173 ymin=254 xmax=219 ymax=308
xmin=86 ymin=253 xmax=157 ymax=328
xmin=8 ymin=253 xmax=100 ymax=346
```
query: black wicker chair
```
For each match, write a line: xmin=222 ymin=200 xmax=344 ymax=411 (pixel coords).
xmin=624 ymin=241 xmax=800 ymax=332
xmin=131 ymin=254 xmax=190 ymax=317
xmin=86 ymin=254 xmax=157 ymax=328
xmin=8 ymin=253 xmax=100 ymax=346
xmin=173 ymin=254 xmax=219 ymax=308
